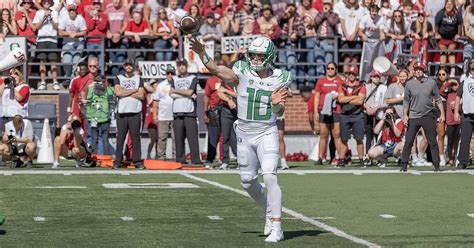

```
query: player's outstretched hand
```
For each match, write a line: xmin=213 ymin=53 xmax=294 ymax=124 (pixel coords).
xmin=189 ymin=36 xmax=205 ymax=54
xmin=271 ymin=87 xmax=288 ymax=106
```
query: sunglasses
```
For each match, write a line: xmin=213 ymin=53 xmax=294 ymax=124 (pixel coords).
xmin=166 ymin=72 xmax=175 ymax=75
xmin=69 ymin=9 xmax=77 ymax=12
xmin=89 ymin=65 xmax=98 ymax=68
xmin=438 ymin=73 xmax=446 ymax=76
xmin=326 ymin=67 xmax=335 ymax=70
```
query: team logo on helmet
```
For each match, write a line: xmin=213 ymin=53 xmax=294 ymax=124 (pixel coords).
xmin=246 ymin=36 xmax=276 ymax=71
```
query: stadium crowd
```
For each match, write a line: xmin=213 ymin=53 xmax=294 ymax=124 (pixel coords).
xmin=0 ymin=0 xmax=473 ymax=170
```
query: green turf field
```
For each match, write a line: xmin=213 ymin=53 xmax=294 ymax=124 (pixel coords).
xmin=0 ymin=163 xmax=473 ymax=247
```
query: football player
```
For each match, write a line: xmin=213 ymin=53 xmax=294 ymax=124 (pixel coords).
xmin=190 ymin=36 xmax=290 ymax=242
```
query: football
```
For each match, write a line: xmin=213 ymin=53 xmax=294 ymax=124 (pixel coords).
xmin=179 ymin=16 xmax=200 ymax=34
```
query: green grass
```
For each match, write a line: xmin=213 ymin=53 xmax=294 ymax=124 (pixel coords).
xmin=0 ymin=165 xmax=473 ymax=247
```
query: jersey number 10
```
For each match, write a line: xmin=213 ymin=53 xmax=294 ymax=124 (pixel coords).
xmin=246 ymin=88 xmax=272 ymax=121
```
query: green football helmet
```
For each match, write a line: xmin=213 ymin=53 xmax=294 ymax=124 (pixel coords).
xmin=246 ymin=36 xmax=276 ymax=71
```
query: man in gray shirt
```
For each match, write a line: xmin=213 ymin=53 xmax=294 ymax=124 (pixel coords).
xmin=400 ymin=62 xmax=445 ymax=172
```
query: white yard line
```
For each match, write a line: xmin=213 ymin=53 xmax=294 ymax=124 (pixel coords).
xmin=379 ymin=214 xmax=397 ymax=219
xmin=467 ymin=214 xmax=474 ymax=218
xmin=0 ymin=169 xmax=469 ymax=175
xmin=181 ymin=173 xmax=381 ymax=248
xmin=33 ymin=217 xmax=46 ymax=222
xmin=27 ymin=186 xmax=86 ymax=189
xmin=120 ymin=216 xmax=135 ymax=221
xmin=208 ymin=216 xmax=223 ymax=220
xmin=102 ymin=183 xmax=200 ymax=189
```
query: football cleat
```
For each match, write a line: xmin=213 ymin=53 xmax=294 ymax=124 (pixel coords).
xmin=264 ymin=215 xmax=272 ymax=236
xmin=264 ymin=229 xmax=284 ymax=242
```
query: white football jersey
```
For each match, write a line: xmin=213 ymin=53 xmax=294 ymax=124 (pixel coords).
xmin=232 ymin=60 xmax=291 ymax=125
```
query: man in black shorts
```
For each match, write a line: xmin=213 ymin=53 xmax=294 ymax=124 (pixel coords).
xmin=337 ymin=66 xmax=366 ymax=167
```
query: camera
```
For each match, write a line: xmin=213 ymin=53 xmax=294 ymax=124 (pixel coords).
xmin=385 ymin=112 xmax=394 ymax=122
xmin=71 ymin=119 xmax=82 ymax=130
xmin=4 ymin=76 xmax=15 ymax=88
xmin=7 ymin=134 xmax=16 ymax=144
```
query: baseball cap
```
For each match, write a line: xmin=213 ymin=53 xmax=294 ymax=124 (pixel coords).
xmin=207 ymin=12 xmax=215 ymax=18
xmin=67 ymin=4 xmax=77 ymax=10
xmin=347 ymin=66 xmax=359 ymax=75
xmin=261 ymin=4 xmax=272 ymax=11
xmin=166 ymin=65 xmax=176 ymax=74
xmin=323 ymin=0 xmax=333 ymax=5
xmin=370 ymin=70 xmax=381 ymax=77
xmin=418 ymin=11 xmax=426 ymax=17
xmin=94 ymin=74 xmax=105 ymax=82
xmin=21 ymin=0 xmax=33 ymax=4
xmin=124 ymin=58 xmax=135 ymax=66
xmin=413 ymin=62 xmax=426 ymax=70
xmin=177 ymin=59 xmax=188 ymax=66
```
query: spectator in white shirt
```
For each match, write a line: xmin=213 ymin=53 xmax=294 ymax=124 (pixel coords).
xmin=152 ymin=65 xmax=176 ymax=160
xmin=32 ymin=0 xmax=61 ymax=90
xmin=58 ymin=4 xmax=87 ymax=78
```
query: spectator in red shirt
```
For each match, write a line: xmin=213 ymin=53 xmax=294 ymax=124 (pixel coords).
xmin=124 ymin=10 xmax=150 ymax=64
xmin=314 ymin=62 xmax=343 ymax=166
xmin=68 ymin=62 xmax=93 ymax=132
xmin=202 ymin=0 xmax=223 ymax=19
xmin=0 ymin=68 xmax=31 ymax=122
xmin=105 ymin=0 xmax=130 ymax=77
xmin=367 ymin=106 xmax=405 ymax=167
xmin=85 ymin=0 xmax=108 ymax=69
xmin=15 ymin=0 xmax=36 ymax=45
xmin=338 ymin=65 xmax=366 ymax=167
xmin=203 ymin=71 xmax=224 ymax=166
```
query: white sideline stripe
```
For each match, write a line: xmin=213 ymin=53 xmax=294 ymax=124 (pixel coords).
xmin=292 ymin=171 xmax=306 ymax=176
xmin=121 ymin=173 xmax=130 ymax=176
xmin=181 ymin=173 xmax=380 ymax=248
xmin=467 ymin=214 xmax=474 ymax=218
xmin=28 ymin=186 xmax=86 ymax=189
xmin=102 ymin=183 xmax=200 ymax=189
xmin=409 ymin=171 xmax=422 ymax=175
xmin=34 ymin=217 xmax=46 ymax=222
xmin=0 ymin=169 xmax=471 ymax=175
xmin=120 ymin=216 xmax=135 ymax=221
xmin=208 ymin=216 xmax=223 ymax=220
xmin=283 ymin=217 xmax=336 ymax=220
xmin=379 ymin=214 xmax=396 ymax=219
xmin=353 ymin=172 xmax=363 ymax=176
xmin=63 ymin=172 xmax=72 ymax=176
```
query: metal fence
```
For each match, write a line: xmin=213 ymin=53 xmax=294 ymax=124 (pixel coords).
xmin=8 ymin=35 xmax=468 ymax=88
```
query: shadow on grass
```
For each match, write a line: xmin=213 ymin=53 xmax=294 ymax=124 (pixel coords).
xmin=243 ymin=230 xmax=328 ymax=240
xmin=0 ymin=230 xmax=6 ymax=235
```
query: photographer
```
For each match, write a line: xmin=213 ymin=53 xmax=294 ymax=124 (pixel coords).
xmin=0 ymin=115 xmax=36 ymax=168
xmin=0 ymin=68 xmax=30 ymax=122
xmin=52 ymin=116 xmax=88 ymax=169
xmin=85 ymin=75 xmax=114 ymax=155
xmin=367 ymin=107 xmax=405 ymax=166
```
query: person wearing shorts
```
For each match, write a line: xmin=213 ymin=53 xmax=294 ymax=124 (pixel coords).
xmin=337 ymin=65 xmax=366 ymax=167
xmin=313 ymin=62 xmax=343 ymax=165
